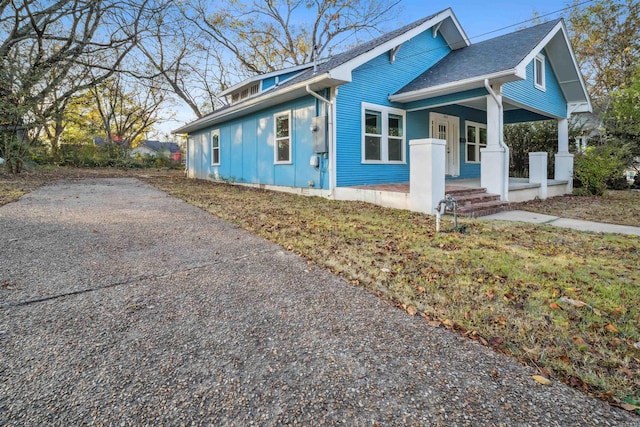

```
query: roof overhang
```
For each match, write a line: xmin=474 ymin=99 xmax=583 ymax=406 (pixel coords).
xmin=389 ymin=70 xmax=520 ymax=103
xmin=329 ymin=8 xmax=469 ymax=83
xmin=219 ymin=62 xmax=319 ymax=97
xmin=173 ymin=74 xmax=344 ymax=134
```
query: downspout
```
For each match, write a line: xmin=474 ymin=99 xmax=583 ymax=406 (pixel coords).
xmin=305 ymin=84 xmax=335 ymax=195
xmin=484 ymin=79 xmax=510 ymax=201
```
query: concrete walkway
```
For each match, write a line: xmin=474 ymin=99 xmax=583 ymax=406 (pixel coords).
xmin=482 ymin=210 xmax=640 ymax=236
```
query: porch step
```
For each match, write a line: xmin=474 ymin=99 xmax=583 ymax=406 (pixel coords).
xmin=445 ymin=187 xmax=512 ymax=218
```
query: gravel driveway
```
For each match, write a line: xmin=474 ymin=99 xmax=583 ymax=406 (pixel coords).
xmin=0 ymin=178 xmax=635 ymax=425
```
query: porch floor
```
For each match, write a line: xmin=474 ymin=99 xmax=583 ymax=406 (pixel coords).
xmin=349 ymin=178 xmax=569 ymax=193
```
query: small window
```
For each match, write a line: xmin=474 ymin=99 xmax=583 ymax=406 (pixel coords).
xmin=211 ymin=129 xmax=220 ymax=165
xmin=361 ymin=103 xmax=406 ymax=163
xmin=364 ymin=110 xmax=382 ymax=161
xmin=231 ymin=93 xmax=239 ymax=103
xmin=465 ymin=122 xmax=487 ymax=164
xmin=249 ymin=84 xmax=259 ymax=95
xmin=534 ymin=54 xmax=546 ymax=91
xmin=274 ymin=111 xmax=291 ymax=163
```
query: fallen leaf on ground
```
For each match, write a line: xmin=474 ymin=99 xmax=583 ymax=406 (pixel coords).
xmin=442 ymin=319 xmax=454 ymax=327
xmin=572 ymin=336 xmax=586 ymax=346
xmin=617 ymin=402 xmax=640 ymax=411
xmin=503 ymin=291 xmax=516 ymax=301
xmin=549 ymin=302 xmax=562 ymax=310
xmin=486 ymin=289 xmax=495 ymax=300
xmin=633 ymin=342 xmax=640 ymax=350
xmin=604 ymin=323 xmax=619 ymax=333
xmin=532 ymin=375 xmax=552 ymax=386
xmin=427 ymin=320 xmax=441 ymax=327
xmin=558 ymin=297 xmax=590 ymax=308
xmin=406 ymin=305 xmax=417 ymax=316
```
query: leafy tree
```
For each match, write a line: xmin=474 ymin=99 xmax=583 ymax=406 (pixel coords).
xmin=0 ymin=0 xmax=154 ymax=171
xmin=607 ymin=63 xmax=640 ymax=156
xmin=568 ymin=0 xmax=640 ymax=113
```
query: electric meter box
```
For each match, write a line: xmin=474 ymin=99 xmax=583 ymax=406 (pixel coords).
xmin=311 ymin=116 xmax=327 ymax=153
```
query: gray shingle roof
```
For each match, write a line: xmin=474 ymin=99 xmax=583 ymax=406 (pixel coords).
xmin=141 ymin=140 xmax=181 ymax=153
xmin=395 ymin=19 xmax=561 ymax=94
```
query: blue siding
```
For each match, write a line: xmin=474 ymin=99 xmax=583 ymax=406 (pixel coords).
xmin=335 ymin=29 xmax=451 ymax=187
xmin=503 ymin=49 xmax=567 ymax=118
xmin=262 ymin=71 xmax=304 ymax=91
xmin=262 ymin=77 xmax=276 ymax=90
xmin=188 ymin=96 xmax=327 ymax=189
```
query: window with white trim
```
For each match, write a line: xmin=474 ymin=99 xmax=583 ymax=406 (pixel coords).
xmin=274 ymin=111 xmax=291 ymax=163
xmin=362 ymin=103 xmax=406 ymax=163
xmin=211 ymin=129 xmax=220 ymax=165
xmin=534 ymin=54 xmax=546 ymax=91
xmin=465 ymin=122 xmax=487 ymax=163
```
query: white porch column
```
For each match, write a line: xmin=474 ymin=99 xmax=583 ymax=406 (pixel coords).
xmin=529 ymin=152 xmax=548 ymax=199
xmin=555 ymin=118 xmax=574 ymax=192
xmin=481 ymin=85 xmax=508 ymax=200
xmin=410 ymin=138 xmax=446 ymax=214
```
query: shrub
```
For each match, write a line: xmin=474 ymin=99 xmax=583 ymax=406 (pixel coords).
xmin=573 ymin=144 xmax=628 ymax=195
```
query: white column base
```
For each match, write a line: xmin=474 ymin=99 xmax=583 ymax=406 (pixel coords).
xmin=529 ymin=151 xmax=548 ymax=199
xmin=481 ymin=147 xmax=507 ymax=200
xmin=410 ymin=138 xmax=446 ymax=214
xmin=555 ymin=152 xmax=574 ymax=193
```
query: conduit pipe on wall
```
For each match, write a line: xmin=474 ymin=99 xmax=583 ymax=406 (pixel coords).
xmin=484 ymin=79 xmax=510 ymax=201
xmin=305 ymin=85 xmax=335 ymax=193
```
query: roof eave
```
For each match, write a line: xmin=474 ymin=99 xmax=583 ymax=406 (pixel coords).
xmin=219 ymin=62 xmax=315 ymax=97
xmin=389 ymin=69 xmax=518 ymax=103
xmin=173 ymin=73 xmax=339 ymax=134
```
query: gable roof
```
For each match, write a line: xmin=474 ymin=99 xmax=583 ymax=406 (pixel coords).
xmin=139 ymin=140 xmax=181 ymax=153
xmin=395 ymin=20 xmax=560 ymax=95
xmin=174 ymin=8 xmax=467 ymax=134
xmin=390 ymin=19 xmax=591 ymax=112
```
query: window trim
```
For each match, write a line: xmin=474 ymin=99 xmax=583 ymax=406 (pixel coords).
xmin=274 ymin=110 xmax=292 ymax=164
xmin=534 ymin=53 xmax=546 ymax=91
xmin=210 ymin=129 xmax=220 ymax=166
xmin=465 ymin=121 xmax=487 ymax=164
xmin=361 ymin=102 xmax=406 ymax=164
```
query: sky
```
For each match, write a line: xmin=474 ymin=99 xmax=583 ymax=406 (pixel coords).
xmin=157 ymin=0 xmax=582 ymax=138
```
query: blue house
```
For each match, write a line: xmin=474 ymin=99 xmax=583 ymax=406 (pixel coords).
xmin=174 ymin=8 xmax=591 ymax=215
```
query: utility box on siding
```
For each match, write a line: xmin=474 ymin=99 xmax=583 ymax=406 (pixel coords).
xmin=311 ymin=116 xmax=327 ymax=153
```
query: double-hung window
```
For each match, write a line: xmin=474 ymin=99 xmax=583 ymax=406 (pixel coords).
xmin=465 ymin=122 xmax=487 ymax=163
xmin=534 ymin=53 xmax=546 ymax=91
xmin=274 ymin=111 xmax=291 ymax=164
xmin=362 ymin=103 xmax=406 ymax=163
xmin=211 ymin=129 xmax=220 ymax=165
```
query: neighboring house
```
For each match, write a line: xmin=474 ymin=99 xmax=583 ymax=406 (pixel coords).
xmin=174 ymin=8 xmax=591 ymax=214
xmin=130 ymin=140 xmax=182 ymax=161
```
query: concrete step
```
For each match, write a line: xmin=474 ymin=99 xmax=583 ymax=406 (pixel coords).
xmin=457 ymin=200 xmax=513 ymax=218
xmin=452 ymin=192 xmax=502 ymax=207
xmin=445 ymin=187 xmax=488 ymax=197
xmin=441 ymin=186 xmax=512 ymax=217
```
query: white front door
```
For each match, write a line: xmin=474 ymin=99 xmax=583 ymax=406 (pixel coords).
xmin=430 ymin=112 xmax=459 ymax=176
